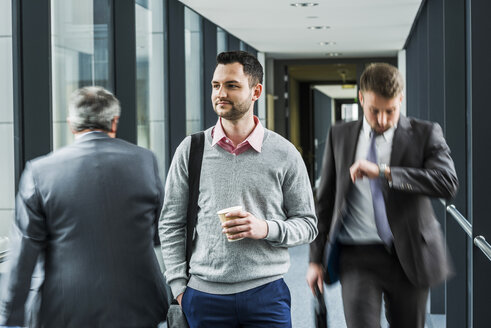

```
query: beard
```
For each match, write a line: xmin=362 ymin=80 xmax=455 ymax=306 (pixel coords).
xmin=213 ymin=97 xmax=252 ymax=121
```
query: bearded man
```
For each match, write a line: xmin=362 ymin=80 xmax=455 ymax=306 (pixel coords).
xmin=159 ymin=51 xmax=318 ymax=328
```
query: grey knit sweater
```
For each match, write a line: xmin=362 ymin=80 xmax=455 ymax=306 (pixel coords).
xmin=159 ymin=127 xmax=318 ymax=297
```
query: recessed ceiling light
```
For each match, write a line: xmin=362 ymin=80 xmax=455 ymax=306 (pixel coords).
xmin=290 ymin=2 xmax=319 ymax=7
xmin=319 ymin=41 xmax=336 ymax=46
xmin=308 ymin=26 xmax=330 ymax=30
xmin=326 ymin=52 xmax=341 ymax=57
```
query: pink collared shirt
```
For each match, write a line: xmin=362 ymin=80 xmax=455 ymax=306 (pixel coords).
xmin=211 ymin=116 xmax=264 ymax=155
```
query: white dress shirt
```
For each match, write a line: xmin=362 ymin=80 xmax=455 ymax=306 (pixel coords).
xmin=338 ymin=117 xmax=396 ymax=244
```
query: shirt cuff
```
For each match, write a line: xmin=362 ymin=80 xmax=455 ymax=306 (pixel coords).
xmin=264 ymin=220 xmax=281 ymax=242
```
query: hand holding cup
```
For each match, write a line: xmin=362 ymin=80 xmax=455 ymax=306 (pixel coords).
xmin=218 ymin=206 xmax=269 ymax=241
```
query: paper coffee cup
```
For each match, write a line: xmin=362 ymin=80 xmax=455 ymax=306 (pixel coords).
xmin=217 ymin=206 xmax=244 ymax=242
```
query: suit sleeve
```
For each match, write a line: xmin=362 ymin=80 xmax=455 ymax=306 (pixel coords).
xmin=390 ymin=123 xmax=459 ymax=200
xmin=309 ymin=128 xmax=337 ymax=263
xmin=158 ymin=137 xmax=191 ymax=299
xmin=0 ymin=162 xmax=47 ymax=326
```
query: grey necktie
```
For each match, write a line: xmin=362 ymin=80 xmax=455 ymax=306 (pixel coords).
xmin=367 ymin=131 xmax=393 ymax=246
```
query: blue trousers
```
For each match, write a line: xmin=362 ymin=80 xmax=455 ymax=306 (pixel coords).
xmin=181 ymin=278 xmax=291 ymax=328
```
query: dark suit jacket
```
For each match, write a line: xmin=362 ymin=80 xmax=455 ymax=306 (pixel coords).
xmin=310 ymin=115 xmax=458 ymax=287
xmin=0 ymin=133 xmax=167 ymax=327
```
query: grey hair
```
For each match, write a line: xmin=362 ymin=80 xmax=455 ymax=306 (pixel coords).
xmin=68 ymin=86 xmax=121 ymax=132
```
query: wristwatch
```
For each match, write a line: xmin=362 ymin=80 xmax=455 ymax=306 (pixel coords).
xmin=378 ymin=163 xmax=388 ymax=179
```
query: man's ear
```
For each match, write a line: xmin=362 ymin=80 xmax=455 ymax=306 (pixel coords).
xmin=358 ymin=90 xmax=364 ymax=105
xmin=252 ymin=83 xmax=263 ymax=101
xmin=112 ymin=116 xmax=119 ymax=131
xmin=67 ymin=118 xmax=76 ymax=135
xmin=109 ymin=116 xmax=119 ymax=138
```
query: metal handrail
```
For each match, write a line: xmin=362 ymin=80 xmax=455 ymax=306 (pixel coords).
xmin=474 ymin=236 xmax=491 ymax=262
xmin=439 ymin=199 xmax=491 ymax=262
xmin=439 ymin=199 xmax=472 ymax=237
xmin=446 ymin=204 xmax=472 ymax=237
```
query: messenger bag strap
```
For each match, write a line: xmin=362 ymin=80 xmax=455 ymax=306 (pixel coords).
xmin=186 ymin=131 xmax=205 ymax=273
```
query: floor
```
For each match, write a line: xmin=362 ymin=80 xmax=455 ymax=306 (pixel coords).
xmin=0 ymin=244 xmax=446 ymax=328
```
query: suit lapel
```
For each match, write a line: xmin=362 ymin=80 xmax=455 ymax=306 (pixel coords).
xmin=390 ymin=115 xmax=411 ymax=166
xmin=384 ymin=115 xmax=411 ymax=201
xmin=338 ymin=119 xmax=363 ymax=212
xmin=345 ymin=119 xmax=363 ymax=165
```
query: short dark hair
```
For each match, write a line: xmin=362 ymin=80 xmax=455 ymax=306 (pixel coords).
xmin=216 ymin=51 xmax=263 ymax=87
xmin=360 ymin=63 xmax=404 ymax=98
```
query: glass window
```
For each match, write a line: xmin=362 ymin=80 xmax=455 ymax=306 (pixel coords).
xmin=240 ymin=41 xmax=246 ymax=51
xmin=0 ymin=0 xmax=15 ymax=241
xmin=184 ymin=8 xmax=203 ymax=135
xmin=217 ymin=27 xmax=228 ymax=54
xmin=135 ymin=0 xmax=168 ymax=184
xmin=51 ymin=0 xmax=113 ymax=150
xmin=256 ymin=52 xmax=267 ymax=126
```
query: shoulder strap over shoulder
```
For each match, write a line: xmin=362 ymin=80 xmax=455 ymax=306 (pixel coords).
xmin=186 ymin=131 xmax=205 ymax=268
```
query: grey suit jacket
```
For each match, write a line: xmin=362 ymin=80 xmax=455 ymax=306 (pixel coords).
xmin=310 ymin=115 xmax=459 ymax=287
xmin=0 ymin=133 xmax=167 ymax=327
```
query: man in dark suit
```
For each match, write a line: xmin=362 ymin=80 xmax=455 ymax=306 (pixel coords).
xmin=0 ymin=87 xmax=168 ymax=327
xmin=307 ymin=63 xmax=458 ymax=328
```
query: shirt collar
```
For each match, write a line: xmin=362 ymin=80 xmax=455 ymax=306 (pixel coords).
xmin=212 ymin=116 xmax=265 ymax=152
xmin=75 ymin=130 xmax=106 ymax=139
xmin=362 ymin=116 xmax=397 ymax=142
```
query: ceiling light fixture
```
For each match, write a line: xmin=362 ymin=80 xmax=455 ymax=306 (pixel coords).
xmin=308 ymin=25 xmax=330 ymax=30
xmin=327 ymin=52 xmax=341 ymax=56
xmin=319 ymin=41 xmax=336 ymax=46
xmin=290 ymin=2 xmax=319 ymax=7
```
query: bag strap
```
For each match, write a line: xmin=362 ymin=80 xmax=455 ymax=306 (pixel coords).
xmin=186 ymin=131 xmax=205 ymax=273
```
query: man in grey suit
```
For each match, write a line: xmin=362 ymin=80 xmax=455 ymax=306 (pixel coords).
xmin=0 ymin=87 xmax=167 ymax=327
xmin=307 ymin=63 xmax=458 ymax=328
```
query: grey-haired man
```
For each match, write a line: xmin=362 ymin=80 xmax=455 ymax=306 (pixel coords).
xmin=0 ymin=86 xmax=167 ymax=327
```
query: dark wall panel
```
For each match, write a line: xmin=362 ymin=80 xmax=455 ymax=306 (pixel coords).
xmin=428 ymin=0 xmax=444 ymax=127
xmin=405 ymin=36 xmax=417 ymax=118
xmin=167 ymin=0 xmax=186 ymax=157
xmin=428 ymin=0 xmax=445 ymax=314
xmin=406 ymin=7 xmax=423 ymax=119
xmin=443 ymin=0 xmax=469 ymax=324
xmin=13 ymin=0 xmax=52 ymax=190
xmin=113 ymin=0 xmax=137 ymax=143
xmin=203 ymin=19 xmax=217 ymax=129
xmin=470 ymin=0 xmax=491 ymax=327
xmin=405 ymin=0 xmax=468 ymax=322
xmin=227 ymin=34 xmax=240 ymax=51
xmin=417 ymin=5 xmax=429 ymax=120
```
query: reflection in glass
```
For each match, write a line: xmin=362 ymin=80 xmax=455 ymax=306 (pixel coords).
xmin=0 ymin=0 xmax=15 ymax=238
xmin=135 ymin=0 xmax=168 ymax=184
xmin=184 ymin=8 xmax=203 ymax=135
xmin=217 ymin=27 xmax=228 ymax=54
xmin=51 ymin=0 xmax=112 ymax=150
xmin=240 ymin=41 xmax=247 ymax=51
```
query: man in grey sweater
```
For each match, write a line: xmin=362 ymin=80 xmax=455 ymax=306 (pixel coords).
xmin=159 ymin=51 xmax=318 ymax=327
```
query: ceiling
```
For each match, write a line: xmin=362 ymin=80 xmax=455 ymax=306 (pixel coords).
xmin=313 ymin=84 xmax=358 ymax=99
xmin=178 ymin=0 xmax=422 ymax=59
